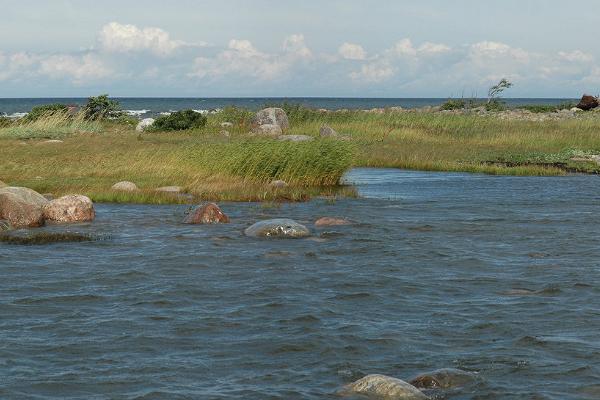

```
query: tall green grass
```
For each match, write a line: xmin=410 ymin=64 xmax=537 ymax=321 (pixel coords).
xmin=0 ymin=112 xmax=101 ymax=139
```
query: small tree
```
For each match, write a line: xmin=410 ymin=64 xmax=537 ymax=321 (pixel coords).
xmin=487 ymin=78 xmax=513 ymax=104
xmin=83 ymin=94 xmax=121 ymax=120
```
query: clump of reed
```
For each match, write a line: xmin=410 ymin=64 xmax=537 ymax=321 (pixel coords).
xmin=0 ymin=111 xmax=101 ymax=139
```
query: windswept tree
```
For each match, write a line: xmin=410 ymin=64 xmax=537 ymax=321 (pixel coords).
xmin=487 ymin=78 xmax=513 ymax=104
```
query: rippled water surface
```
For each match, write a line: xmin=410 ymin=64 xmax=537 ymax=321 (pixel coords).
xmin=1 ymin=169 xmax=600 ymax=399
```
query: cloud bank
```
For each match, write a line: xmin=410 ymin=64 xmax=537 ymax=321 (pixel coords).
xmin=0 ymin=22 xmax=598 ymax=96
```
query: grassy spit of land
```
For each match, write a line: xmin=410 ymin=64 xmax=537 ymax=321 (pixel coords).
xmin=2 ymin=103 xmax=600 ymax=203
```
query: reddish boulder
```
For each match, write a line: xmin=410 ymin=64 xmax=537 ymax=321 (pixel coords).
xmin=0 ymin=187 xmax=48 ymax=228
xmin=183 ymin=203 xmax=229 ymax=224
xmin=315 ymin=217 xmax=351 ymax=227
xmin=42 ymin=195 xmax=95 ymax=223
xmin=576 ymin=94 xmax=599 ymax=111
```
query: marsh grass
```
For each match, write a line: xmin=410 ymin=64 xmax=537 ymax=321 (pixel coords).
xmin=0 ymin=111 xmax=101 ymax=139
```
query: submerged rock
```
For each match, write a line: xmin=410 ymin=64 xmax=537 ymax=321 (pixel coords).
xmin=410 ymin=368 xmax=477 ymax=389
xmin=136 ymin=118 xmax=155 ymax=132
xmin=252 ymin=107 xmax=289 ymax=131
xmin=314 ymin=217 xmax=351 ymax=227
xmin=42 ymin=195 xmax=95 ymax=223
xmin=0 ymin=186 xmax=48 ymax=228
xmin=342 ymin=374 xmax=428 ymax=399
xmin=576 ymin=94 xmax=599 ymax=111
xmin=111 ymin=181 xmax=139 ymax=191
xmin=319 ymin=125 xmax=338 ymax=137
xmin=183 ymin=203 xmax=229 ymax=224
xmin=277 ymin=134 xmax=314 ymax=142
xmin=252 ymin=123 xmax=282 ymax=136
xmin=244 ymin=218 xmax=310 ymax=238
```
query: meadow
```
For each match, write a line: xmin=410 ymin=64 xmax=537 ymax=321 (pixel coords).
xmin=2 ymin=104 xmax=600 ymax=203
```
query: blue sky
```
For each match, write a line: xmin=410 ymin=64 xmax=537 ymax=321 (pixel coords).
xmin=0 ymin=0 xmax=598 ymax=97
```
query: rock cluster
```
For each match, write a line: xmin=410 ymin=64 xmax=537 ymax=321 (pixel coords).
xmin=0 ymin=186 xmax=95 ymax=229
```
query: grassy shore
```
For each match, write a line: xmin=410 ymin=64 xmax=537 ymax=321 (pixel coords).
xmin=2 ymin=105 xmax=600 ymax=203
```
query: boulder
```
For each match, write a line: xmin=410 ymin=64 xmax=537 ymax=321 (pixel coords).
xmin=277 ymin=134 xmax=314 ymax=142
xmin=136 ymin=118 xmax=155 ymax=132
xmin=251 ymin=107 xmax=289 ymax=130
xmin=43 ymin=139 xmax=63 ymax=144
xmin=156 ymin=186 xmax=182 ymax=193
xmin=111 ymin=181 xmax=138 ymax=191
xmin=183 ymin=203 xmax=229 ymax=224
xmin=315 ymin=217 xmax=351 ymax=227
xmin=410 ymin=368 xmax=477 ymax=389
xmin=42 ymin=195 xmax=95 ymax=223
xmin=252 ymin=124 xmax=282 ymax=137
xmin=269 ymin=180 xmax=288 ymax=188
xmin=571 ymin=107 xmax=584 ymax=112
xmin=244 ymin=218 xmax=310 ymax=238
xmin=576 ymin=94 xmax=599 ymax=111
xmin=0 ymin=187 xmax=48 ymax=228
xmin=220 ymin=121 xmax=233 ymax=128
xmin=319 ymin=125 xmax=338 ymax=137
xmin=342 ymin=374 xmax=428 ymax=400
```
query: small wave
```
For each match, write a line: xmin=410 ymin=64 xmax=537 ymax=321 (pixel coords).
xmin=6 ymin=112 xmax=28 ymax=119
xmin=124 ymin=109 xmax=150 ymax=116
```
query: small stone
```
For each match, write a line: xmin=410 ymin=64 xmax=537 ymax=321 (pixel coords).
xmin=111 ymin=181 xmax=138 ymax=191
xmin=244 ymin=218 xmax=310 ymax=238
xmin=136 ymin=118 xmax=155 ymax=132
xmin=277 ymin=134 xmax=314 ymax=142
xmin=571 ymin=107 xmax=583 ymax=112
xmin=220 ymin=122 xmax=233 ymax=128
xmin=156 ymin=186 xmax=182 ymax=193
xmin=42 ymin=195 xmax=95 ymax=223
xmin=319 ymin=125 xmax=338 ymax=137
xmin=270 ymin=180 xmax=288 ymax=188
xmin=315 ymin=217 xmax=351 ymax=227
xmin=43 ymin=139 xmax=63 ymax=144
xmin=183 ymin=203 xmax=229 ymax=224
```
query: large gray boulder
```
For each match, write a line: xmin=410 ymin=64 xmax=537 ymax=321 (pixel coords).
xmin=342 ymin=374 xmax=428 ymax=399
xmin=252 ymin=108 xmax=289 ymax=131
xmin=42 ymin=195 xmax=95 ymax=223
xmin=0 ymin=187 xmax=49 ymax=228
xmin=252 ymin=124 xmax=282 ymax=137
xmin=244 ymin=218 xmax=310 ymax=238
xmin=136 ymin=118 xmax=155 ymax=132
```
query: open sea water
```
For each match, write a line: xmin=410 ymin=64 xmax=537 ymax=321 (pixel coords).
xmin=1 ymin=168 xmax=599 ymax=399
xmin=0 ymin=97 xmax=577 ymax=119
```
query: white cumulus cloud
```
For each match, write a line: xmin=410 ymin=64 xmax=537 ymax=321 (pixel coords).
xmin=338 ymin=42 xmax=367 ymax=60
xmin=99 ymin=22 xmax=192 ymax=56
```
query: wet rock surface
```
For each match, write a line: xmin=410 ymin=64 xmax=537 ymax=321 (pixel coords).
xmin=183 ymin=203 xmax=229 ymax=224
xmin=42 ymin=195 xmax=95 ymax=223
xmin=244 ymin=218 xmax=310 ymax=238
xmin=342 ymin=374 xmax=428 ymax=399
xmin=0 ymin=187 xmax=48 ymax=228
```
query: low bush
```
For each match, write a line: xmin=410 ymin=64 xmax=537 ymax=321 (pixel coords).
xmin=518 ymin=102 xmax=576 ymax=113
xmin=151 ymin=110 xmax=207 ymax=131
xmin=441 ymin=99 xmax=466 ymax=111
xmin=23 ymin=104 xmax=68 ymax=122
xmin=217 ymin=106 xmax=254 ymax=128
xmin=266 ymin=102 xmax=322 ymax=123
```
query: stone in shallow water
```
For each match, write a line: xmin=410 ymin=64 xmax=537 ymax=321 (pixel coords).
xmin=314 ymin=217 xmax=351 ymax=227
xmin=244 ymin=218 xmax=310 ymax=238
xmin=410 ymin=368 xmax=477 ymax=389
xmin=342 ymin=374 xmax=428 ymax=399
xmin=0 ymin=186 xmax=48 ymax=228
xmin=183 ymin=203 xmax=229 ymax=224
xmin=42 ymin=195 xmax=95 ymax=223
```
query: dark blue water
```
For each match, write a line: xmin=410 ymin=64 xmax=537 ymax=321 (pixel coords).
xmin=0 ymin=98 xmax=577 ymax=118
xmin=1 ymin=168 xmax=599 ymax=399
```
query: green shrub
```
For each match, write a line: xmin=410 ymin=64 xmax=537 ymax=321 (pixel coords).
xmin=84 ymin=94 xmax=121 ymax=120
xmin=218 ymin=106 xmax=254 ymax=127
xmin=485 ymin=99 xmax=506 ymax=112
xmin=266 ymin=102 xmax=321 ymax=123
xmin=151 ymin=110 xmax=207 ymax=131
xmin=23 ymin=104 xmax=68 ymax=122
xmin=441 ymin=99 xmax=466 ymax=111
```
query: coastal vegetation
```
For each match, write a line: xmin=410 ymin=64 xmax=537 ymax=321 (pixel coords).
xmin=3 ymin=94 xmax=600 ymax=203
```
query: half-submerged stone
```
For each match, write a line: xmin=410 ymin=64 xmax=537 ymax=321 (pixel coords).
xmin=409 ymin=368 xmax=477 ymax=389
xmin=183 ymin=203 xmax=229 ymax=224
xmin=244 ymin=218 xmax=310 ymax=238
xmin=342 ymin=374 xmax=428 ymax=400
xmin=0 ymin=187 xmax=49 ymax=228
xmin=314 ymin=217 xmax=351 ymax=227
xmin=111 ymin=181 xmax=139 ymax=191
xmin=42 ymin=195 xmax=95 ymax=223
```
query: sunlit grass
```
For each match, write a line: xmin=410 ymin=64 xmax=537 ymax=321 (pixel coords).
xmin=0 ymin=111 xmax=101 ymax=139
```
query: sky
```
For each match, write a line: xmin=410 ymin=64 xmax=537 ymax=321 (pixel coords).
xmin=0 ymin=0 xmax=599 ymax=98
